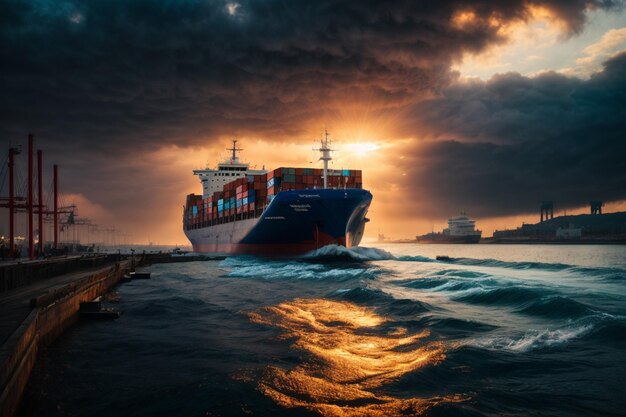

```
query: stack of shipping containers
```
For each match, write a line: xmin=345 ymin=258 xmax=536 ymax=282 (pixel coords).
xmin=184 ymin=168 xmax=362 ymax=229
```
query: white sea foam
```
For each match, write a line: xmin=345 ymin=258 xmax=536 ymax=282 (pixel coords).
xmin=301 ymin=244 xmax=396 ymax=261
xmin=223 ymin=259 xmax=383 ymax=280
xmin=470 ymin=325 xmax=593 ymax=353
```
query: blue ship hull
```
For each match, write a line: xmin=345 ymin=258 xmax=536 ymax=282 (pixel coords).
xmin=184 ymin=188 xmax=372 ymax=256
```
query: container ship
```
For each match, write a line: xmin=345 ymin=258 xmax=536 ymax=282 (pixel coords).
xmin=416 ymin=212 xmax=482 ymax=243
xmin=183 ymin=134 xmax=372 ymax=255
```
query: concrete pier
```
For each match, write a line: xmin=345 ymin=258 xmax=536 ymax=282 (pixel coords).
xmin=0 ymin=258 xmax=130 ymax=417
xmin=0 ymin=254 xmax=122 ymax=293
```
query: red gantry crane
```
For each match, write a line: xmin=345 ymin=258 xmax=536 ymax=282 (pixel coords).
xmin=1 ymin=134 xmax=117 ymax=259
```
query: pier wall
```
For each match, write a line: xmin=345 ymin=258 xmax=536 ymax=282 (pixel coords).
xmin=0 ymin=254 xmax=122 ymax=293
xmin=0 ymin=260 xmax=129 ymax=417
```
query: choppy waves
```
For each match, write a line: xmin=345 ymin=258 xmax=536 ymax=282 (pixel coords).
xmin=221 ymin=258 xmax=385 ymax=281
xmin=395 ymin=268 xmax=618 ymax=320
xmin=380 ymin=252 xmax=626 ymax=361
xmin=23 ymin=244 xmax=626 ymax=417
xmin=220 ymin=245 xmax=398 ymax=281
xmin=301 ymin=244 xmax=396 ymax=261
xmin=467 ymin=312 xmax=626 ymax=353
xmin=329 ymin=286 xmax=433 ymax=316
xmin=397 ymin=253 xmax=626 ymax=282
xmin=223 ymin=244 xmax=625 ymax=285
xmin=469 ymin=325 xmax=594 ymax=352
xmin=247 ymin=298 xmax=465 ymax=416
xmin=220 ymin=245 xmax=626 ymax=360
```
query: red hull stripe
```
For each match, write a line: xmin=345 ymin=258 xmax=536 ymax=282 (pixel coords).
xmin=192 ymin=232 xmax=347 ymax=255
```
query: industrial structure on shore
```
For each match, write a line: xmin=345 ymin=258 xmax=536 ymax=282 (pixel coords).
xmin=490 ymin=201 xmax=626 ymax=243
xmin=1 ymin=135 xmax=126 ymax=259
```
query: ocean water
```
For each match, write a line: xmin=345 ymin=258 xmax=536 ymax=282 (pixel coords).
xmin=19 ymin=244 xmax=626 ymax=417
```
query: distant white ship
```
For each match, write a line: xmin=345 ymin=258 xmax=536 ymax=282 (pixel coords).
xmin=417 ymin=212 xmax=482 ymax=243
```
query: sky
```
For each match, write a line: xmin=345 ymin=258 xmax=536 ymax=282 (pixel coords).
xmin=1 ymin=0 xmax=625 ymax=244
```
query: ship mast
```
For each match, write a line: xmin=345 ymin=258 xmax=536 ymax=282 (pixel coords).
xmin=227 ymin=138 xmax=243 ymax=163
xmin=315 ymin=129 xmax=333 ymax=189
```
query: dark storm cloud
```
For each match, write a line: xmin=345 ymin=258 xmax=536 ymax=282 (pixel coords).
xmin=1 ymin=0 xmax=617 ymax=149
xmin=0 ymin=0 xmax=622 ymax=228
xmin=402 ymin=52 xmax=626 ymax=218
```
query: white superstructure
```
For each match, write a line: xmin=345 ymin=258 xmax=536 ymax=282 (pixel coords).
xmin=443 ymin=212 xmax=482 ymax=237
xmin=193 ymin=139 xmax=266 ymax=199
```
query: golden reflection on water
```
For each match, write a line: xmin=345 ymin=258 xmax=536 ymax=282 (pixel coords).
xmin=248 ymin=298 xmax=463 ymax=416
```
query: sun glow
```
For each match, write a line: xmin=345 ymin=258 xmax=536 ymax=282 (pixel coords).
xmin=342 ymin=142 xmax=381 ymax=157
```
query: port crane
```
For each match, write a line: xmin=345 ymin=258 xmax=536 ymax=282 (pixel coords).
xmin=1 ymin=134 xmax=120 ymax=258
